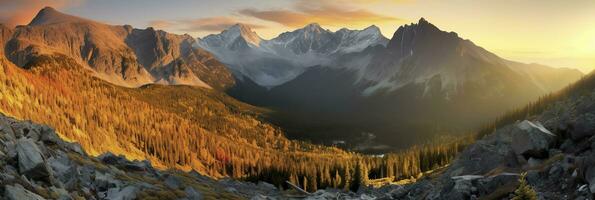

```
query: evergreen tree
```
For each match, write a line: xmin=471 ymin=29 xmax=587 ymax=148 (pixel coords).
xmin=511 ymin=172 xmax=538 ymax=200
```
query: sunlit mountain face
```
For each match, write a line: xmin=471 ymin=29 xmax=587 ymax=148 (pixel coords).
xmin=1 ymin=2 xmax=594 ymax=199
xmin=224 ymin=18 xmax=582 ymax=152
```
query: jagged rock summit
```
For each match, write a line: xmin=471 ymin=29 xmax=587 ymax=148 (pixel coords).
xmin=28 ymin=7 xmax=92 ymax=26
xmin=2 ymin=7 xmax=234 ymax=89
xmin=197 ymin=22 xmax=389 ymax=86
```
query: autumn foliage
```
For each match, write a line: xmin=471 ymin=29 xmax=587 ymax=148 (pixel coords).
xmin=0 ymin=54 xmax=468 ymax=191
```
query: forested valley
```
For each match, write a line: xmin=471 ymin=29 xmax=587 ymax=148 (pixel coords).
xmin=0 ymin=54 xmax=471 ymax=192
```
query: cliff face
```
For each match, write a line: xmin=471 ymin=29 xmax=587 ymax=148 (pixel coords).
xmin=2 ymin=7 xmax=234 ymax=89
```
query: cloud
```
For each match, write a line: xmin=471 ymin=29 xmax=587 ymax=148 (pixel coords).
xmin=148 ymin=16 xmax=265 ymax=34
xmin=0 ymin=0 xmax=82 ymax=27
xmin=238 ymin=0 xmax=402 ymax=28
xmin=147 ymin=20 xmax=175 ymax=29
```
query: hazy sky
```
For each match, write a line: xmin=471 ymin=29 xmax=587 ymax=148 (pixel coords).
xmin=1 ymin=0 xmax=594 ymax=72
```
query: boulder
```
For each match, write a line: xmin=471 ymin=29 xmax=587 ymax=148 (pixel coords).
xmin=49 ymin=186 xmax=72 ymax=200
xmin=527 ymin=157 xmax=543 ymax=168
xmin=164 ymin=175 xmax=182 ymax=189
xmin=511 ymin=120 xmax=555 ymax=158
xmin=94 ymin=171 xmax=120 ymax=191
xmin=570 ymin=114 xmax=595 ymax=141
xmin=98 ymin=152 xmax=124 ymax=165
xmin=4 ymin=184 xmax=46 ymax=200
xmin=0 ymin=118 xmax=16 ymax=140
xmin=66 ymin=142 xmax=85 ymax=155
xmin=576 ymin=152 xmax=595 ymax=194
xmin=6 ymin=140 xmax=17 ymax=161
xmin=185 ymin=187 xmax=203 ymax=200
xmin=453 ymin=178 xmax=473 ymax=197
xmin=123 ymin=160 xmax=150 ymax=171
xmin=257 ymin=181 xmax=277 ymax=191
xmin=586 ymin=168 xmax=595 ymax=194
xmin=40 ymin=126 xmax=61 ymax=145
xmin=106 ymin=185 xmax=139 ymax=200
xmin=16 ymin=138 xmax=51 ymax=180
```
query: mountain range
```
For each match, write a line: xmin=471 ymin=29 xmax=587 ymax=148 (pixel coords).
xmin=219 ymin=18 xmax=583 ymax=151
xmin=197 ymin=23 xmax=388 ymax=86
xmin=1 ymin=6 xmax=594 ymax=199
xmin=2 ymin=7 xmax=234 ymax=89
xmin=0 ymin=7 xmax=584 ymax=152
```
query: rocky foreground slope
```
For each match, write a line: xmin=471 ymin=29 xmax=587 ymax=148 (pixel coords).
xmin=379 ymin=74 xmax=595 ymax=199
xmin=0 ymin=111 xmax=407 ymax=200
xmin=0 ymin=113 xmax=298 ymax=200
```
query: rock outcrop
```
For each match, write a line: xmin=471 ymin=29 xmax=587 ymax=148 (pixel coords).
xmin=374 ymin=78 xmax=595 ymax=199
xmin=0 ymin=113 xmax=257 ymax=199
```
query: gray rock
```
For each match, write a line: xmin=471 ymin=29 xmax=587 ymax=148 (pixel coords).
xmin=511 ymin=120 xmax=555 ymax=158
xmin=16 ymin=138 xmax=51 ymax=180
xmin=560 ymin=139 xmax=574 ymax=152
xmin=527 ymin=157 xmax=543 ymax=168
xmin=124 ymin=160 xmax=150 ymax=171
xmin=526 ymin=170 xmax=540 ymax=185
xmin=476 ymin=173 xmax=519 ymax=197
xmin=66 ymin=143 xmax=85 ymax=155
xmin=251 ymin=194 xmax=270 ymax=200
xmin=452 ymin=176 xmax=477 ymax=198
xmin=257 ymin=181 xmax=277 ymax=191
xmin=444 ymin=125 xmax=520 ymax=177
xmin=49 ymin=186 xmax=72 ymax=200
xmin=549 ymin=149 xmax=562 ymax=157
xmin=106 ymin=185 xmax=138 ymax=200
xmin=98 ymin=152 xmax=125 ymax=165
xmin=6 ymin=140 xmax=17 ymax=160
xmin=48 ymin=153 xmax=71 ymax=177
xmin=580 ymin=153 xmax=595 ymax=194
xmin=549 ymin=164 xmax=563 ymax=178
xmin=571 ymin=114 xmax=595 ymax=141
xmin=4 ymin=184 xmax=46 ymax=200
xmin=94 ymin=171 xmax=120 ymax=191
xmin=40 ymin=127 xmax=61 ymax=145
xmin=185 ymin=187 xmax=203 ymax=200
xmin=164 ymin=175 xmax=182 ymax=189
xmin=0 ymin=118 xmax=16 ymax=140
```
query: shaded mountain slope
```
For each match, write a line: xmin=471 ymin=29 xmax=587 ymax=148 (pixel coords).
xmin=391 ymin=72 xmax=595 ymax=200
xmin=229 ymin=18 xmax=583 ymax=151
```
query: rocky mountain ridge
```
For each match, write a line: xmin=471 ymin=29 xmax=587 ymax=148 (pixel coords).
xmin=227 ymin=18 xmax=584 ymax=152
xmin=197 ymin=23 xmax=389 ymax=86
xmin=2 ymin=7 xmax=234 ymax=89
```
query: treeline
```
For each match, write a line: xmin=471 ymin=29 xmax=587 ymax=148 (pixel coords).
xmin=246 ymin=137 xmax=471 ymax=192
xmin=0 ymin=54 xmax=470 ymax=193
xmin=476 ymin=72 xmax=595 ymax=139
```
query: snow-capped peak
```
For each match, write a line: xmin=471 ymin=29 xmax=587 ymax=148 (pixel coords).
xmin=225 ymin=23 xmax=262 ymax=47
xmin=195 ymin=23 xmax=390 ymax=87
xmin=302 ymin=23 xmax=325 ymax=33
xmin=198 ymin=23 xmax=262 ymax=51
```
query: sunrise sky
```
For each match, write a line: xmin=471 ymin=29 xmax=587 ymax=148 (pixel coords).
xmin=1 ymin=0 xmax=594 ymax=72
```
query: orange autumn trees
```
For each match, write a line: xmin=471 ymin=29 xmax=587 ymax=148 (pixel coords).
xmin=0 ymin=54 xmax=467 ymax=192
